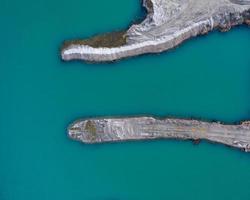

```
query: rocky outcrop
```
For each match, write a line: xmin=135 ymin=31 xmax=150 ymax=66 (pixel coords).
xmin=61 ymin=0 xmax=250 ymax=63
xmin=68 ymin=117 xmax=250 ymax=152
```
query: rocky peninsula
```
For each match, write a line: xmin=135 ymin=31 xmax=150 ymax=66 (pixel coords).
xmin=68 ymin=117 xmax=250 ymax=152
xmin=61 ymin=0 xmax=250 ymax=62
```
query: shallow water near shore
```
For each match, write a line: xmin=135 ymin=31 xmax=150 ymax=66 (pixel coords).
xmin=1 ymin=0 xmax=250 ymax=199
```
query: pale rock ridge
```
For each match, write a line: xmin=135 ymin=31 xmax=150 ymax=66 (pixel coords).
xmin=68 ymin=117 xmax=250 ymax=152
xmin=61 ymin=0 xmax=250 ymax=62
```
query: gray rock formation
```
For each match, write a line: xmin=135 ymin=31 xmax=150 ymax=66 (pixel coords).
xmin=68 ymin=117 xmax=250 ymax=152
xmin=61 ymin=0 xmax=250 ymax=62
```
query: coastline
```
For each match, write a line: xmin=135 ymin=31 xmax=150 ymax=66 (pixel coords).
xmin=68 ymin=116 xmax=250 ymax=152
xmin=61 ymin=0 xmax=250 ymax=63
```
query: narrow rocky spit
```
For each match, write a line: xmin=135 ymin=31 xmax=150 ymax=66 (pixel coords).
xmin=68 ymin=117 xmax=250 ymax=152
xmin=61 ymin=0 xmax=250 ymax=63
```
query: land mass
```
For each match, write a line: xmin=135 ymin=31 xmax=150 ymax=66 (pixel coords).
xmin=61 ymin=0 xmax=250 ymax=62
xmin=68 ymin=117 xmax=250 ymax=152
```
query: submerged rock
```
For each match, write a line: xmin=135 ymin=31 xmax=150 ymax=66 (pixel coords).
xmin=68 ymin=117 xmax=250 ymax=152
xmin=61 ymin=0 xmax=250 ymax=63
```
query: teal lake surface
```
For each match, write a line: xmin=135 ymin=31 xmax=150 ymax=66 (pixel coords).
xmin=1 ymin=0 xmax=250 ymax=199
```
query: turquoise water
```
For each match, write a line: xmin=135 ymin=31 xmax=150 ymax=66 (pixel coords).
xmin=1 ymin=0 xmax=250 ymax=199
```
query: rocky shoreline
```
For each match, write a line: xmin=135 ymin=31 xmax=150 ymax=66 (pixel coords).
xmin=61 ymin=0 xmax=250 ymax=63
xmin=68 ymin=117 xmax=250 ymax=152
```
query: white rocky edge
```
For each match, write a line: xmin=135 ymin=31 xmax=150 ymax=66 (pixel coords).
xmin=61 ymin=0 xmax=250 ymax=62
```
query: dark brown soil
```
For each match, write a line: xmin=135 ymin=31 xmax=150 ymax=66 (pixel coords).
xmin=62 ymin=31 xmax=127 ymax=49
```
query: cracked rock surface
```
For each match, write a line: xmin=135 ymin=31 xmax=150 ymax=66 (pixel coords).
xmin=69 ymin=117 xmax=250 ymax=152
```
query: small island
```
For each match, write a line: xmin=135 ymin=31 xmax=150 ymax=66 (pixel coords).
xmin=68 ymin=117 xmax=250 ymax=152
xmin=61 ymin=0 xmax=250 ymax=62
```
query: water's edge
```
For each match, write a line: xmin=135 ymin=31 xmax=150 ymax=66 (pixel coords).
xmin=61 ymin=0 xmax=250 ymax=62
xmin=68 ymin=116 xmax=250 ymax=152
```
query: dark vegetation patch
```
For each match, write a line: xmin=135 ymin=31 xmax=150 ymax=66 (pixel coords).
xmin=62 ymin=31 xmax=127 ymax=49
xmin=85 ymin=120 xmax=97 ymax=141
